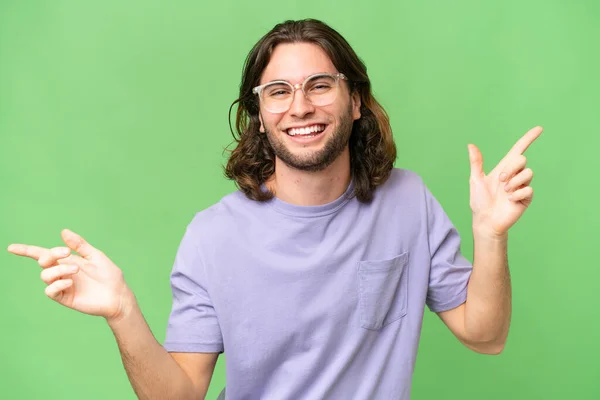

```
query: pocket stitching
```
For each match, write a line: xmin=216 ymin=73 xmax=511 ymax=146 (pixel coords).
xmin=357 ymin=252 xmax=409 ymax=330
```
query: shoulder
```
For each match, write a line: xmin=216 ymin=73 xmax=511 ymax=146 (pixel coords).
xmin=186 ymin=189 xmax=262 ymax=237
xmin=386 ymin=168 xmax=424 ymax=186
xmin=376 ymin=168 xmax=427 ymax=200
xmin=361 ymin=168 xmax=430 ymax=223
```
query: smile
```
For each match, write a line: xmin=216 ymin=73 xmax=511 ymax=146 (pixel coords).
xmin=286 ymin=124 xmax=327 ymax=136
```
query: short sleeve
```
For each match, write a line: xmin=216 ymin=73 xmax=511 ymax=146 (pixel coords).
xmin=163 ymin=225 xmax=224 ymax=353
xmin=424 ymin=185 xmax=473 ymax=313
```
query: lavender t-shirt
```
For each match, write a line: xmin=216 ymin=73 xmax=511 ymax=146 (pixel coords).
xmin=163 ymin=168 xmax=472 ymax=399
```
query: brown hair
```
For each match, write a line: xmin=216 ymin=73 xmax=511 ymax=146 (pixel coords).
xmin=224 ymin=19 xmax=396 ymax=202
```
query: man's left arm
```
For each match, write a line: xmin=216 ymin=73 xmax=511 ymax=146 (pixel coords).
xmin=437 ymin=126 xmax=542 ymax=355
xmin=438 ymin=231 xmax=510 ymax=354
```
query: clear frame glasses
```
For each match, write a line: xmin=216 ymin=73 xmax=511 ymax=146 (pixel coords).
xmin=252 ymin=72 xmax=348 ymax=114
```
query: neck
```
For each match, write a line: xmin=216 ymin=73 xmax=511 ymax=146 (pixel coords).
xmin=266 ymin=147 xmax=352 ymax=206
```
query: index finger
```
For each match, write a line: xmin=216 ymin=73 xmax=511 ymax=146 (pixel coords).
xmin=6 ymin=244 xmax=46 ymax=260
xmin=507 ymin=126 xmax=543 ymax=157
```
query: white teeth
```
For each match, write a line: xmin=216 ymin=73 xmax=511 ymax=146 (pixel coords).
xmin=287 ymin=125 xmax=326 ymax=136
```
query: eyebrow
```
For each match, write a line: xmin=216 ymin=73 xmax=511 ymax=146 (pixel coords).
xmin=261 ymin=72 xmax=336 ymax=85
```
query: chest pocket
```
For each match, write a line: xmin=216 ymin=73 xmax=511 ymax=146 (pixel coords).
xmin=357 ymin=252 xmax=409 ymax=330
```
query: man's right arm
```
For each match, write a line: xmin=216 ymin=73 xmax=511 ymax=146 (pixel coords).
xmin=108 ymin=291 xmax=219 ymax=400
xmin=7 ymin=229 xmax=219 ymax=399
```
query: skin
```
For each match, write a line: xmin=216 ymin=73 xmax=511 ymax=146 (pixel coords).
xmin=6 ymin=40 xmax=542 ymax=398
xmin=259 ymin=43 xmax=361 ymax=206
xmin=437 ymin=126 xmax=541 ymax=354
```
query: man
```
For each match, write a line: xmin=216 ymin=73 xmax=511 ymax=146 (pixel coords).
xmin=8 ymin=19 xmax=540 ymax=399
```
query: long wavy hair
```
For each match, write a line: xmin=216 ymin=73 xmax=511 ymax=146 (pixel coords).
xmin=225 ymin=19 xmax=396 ymax=203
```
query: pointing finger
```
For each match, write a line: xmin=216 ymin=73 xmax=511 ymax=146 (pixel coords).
xmin=507 ymin=126 xmax=543 ymax=158
xmin=491 ymin=126 xmax=542 ymax=177
xmin=7 ymin=244 xmax=46 ymax=260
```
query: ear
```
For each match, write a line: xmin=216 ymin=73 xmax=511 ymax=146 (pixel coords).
xmin=258 ymin=112 xmax=265 ymax=133
xmin=351 ymin=91 xmax=361 ymax=121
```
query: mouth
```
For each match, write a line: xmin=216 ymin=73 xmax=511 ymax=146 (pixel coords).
xmin=285 ymin=124 xmax=327 ymax=138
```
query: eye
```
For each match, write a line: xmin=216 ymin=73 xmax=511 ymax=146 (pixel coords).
xmin=271 ymin=90 xmax=290 ymax=97
xmin=306 ymin=76 xmax=336 ymax=93
xmin=264 ymin=83 xmax=292 ymax=98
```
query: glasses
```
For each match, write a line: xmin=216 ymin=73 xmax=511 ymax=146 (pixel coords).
xmin=252 ymin=72 xmax=348 ymax=114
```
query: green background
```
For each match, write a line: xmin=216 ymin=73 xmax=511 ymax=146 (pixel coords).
xmin=1 ymin=0 xmax=598 ymax=399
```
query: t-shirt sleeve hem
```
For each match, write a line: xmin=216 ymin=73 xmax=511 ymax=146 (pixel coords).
xmin=163 ymin=342 xmax=224 ymax=353
xmin=428 ymin=286 xmax=468 ymax=313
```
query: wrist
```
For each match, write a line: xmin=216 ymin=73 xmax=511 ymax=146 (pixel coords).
xmin=106 ymin=287 xmax=138 ymax=329
xmin=472 ymin=220 xmax=508 ymax=243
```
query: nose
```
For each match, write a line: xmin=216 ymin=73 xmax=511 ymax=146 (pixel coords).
xmin=288 ymin=85 xmax=315 ymax=118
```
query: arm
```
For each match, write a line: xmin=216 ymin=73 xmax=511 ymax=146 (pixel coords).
xmin=108 ymin=292 xmax=219 ymax=399
xmin=437 ymin=126 xmax=541 ymax=354
xmin=8 ymin=229 xmax=218 ymax=399
xmin=438 ymin=231 xmax=510 ymax=354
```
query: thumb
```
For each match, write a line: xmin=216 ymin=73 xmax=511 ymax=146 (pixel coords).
xmin=61 ymin=229 xmax=97 ymax=258
xmin=468 ymin=144 xmax=484 ymax=182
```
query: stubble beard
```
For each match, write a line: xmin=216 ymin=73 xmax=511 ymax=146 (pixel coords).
xmin=264 ymin=105 xmax=354 ymax=173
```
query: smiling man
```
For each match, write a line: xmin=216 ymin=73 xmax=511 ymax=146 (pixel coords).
xmin=8 ymin=19 xmax=541 ymax=399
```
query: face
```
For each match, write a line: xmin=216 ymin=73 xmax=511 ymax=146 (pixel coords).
xmin=258 ymin=42 xmax=361 ymax=172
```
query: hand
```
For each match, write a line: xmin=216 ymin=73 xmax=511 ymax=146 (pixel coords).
xmin=468 ymin=126 xmax=542 ymax=237
xmin=7 ymin=229 xmax=133 ymax=322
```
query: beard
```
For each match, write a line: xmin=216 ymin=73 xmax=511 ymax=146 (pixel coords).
xmin=264 ymin=105 xmax=354 ymax=173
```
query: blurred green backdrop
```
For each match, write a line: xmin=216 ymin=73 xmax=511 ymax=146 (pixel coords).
xmin=1 ymin=0 xmax=598 ymax=399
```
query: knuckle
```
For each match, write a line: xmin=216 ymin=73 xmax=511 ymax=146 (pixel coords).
xmin=51 ymin=247 xmax=68 ymax=257
xmin=37 ymin=252 xmax=49 ymax=266
xmin=57 ymin=255 xmax=75 ymax=266
xmin=56 ymin=256 xmax=68 ymax=265
xmin=75 ymin=239 xmax=88 ymax=254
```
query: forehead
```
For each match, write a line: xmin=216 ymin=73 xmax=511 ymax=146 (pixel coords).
xmin=260 ymin=42 xmax=338 ymax=84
